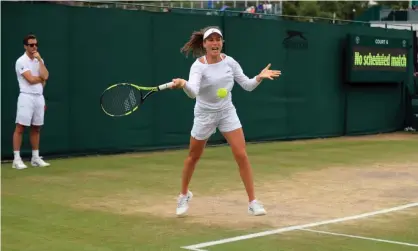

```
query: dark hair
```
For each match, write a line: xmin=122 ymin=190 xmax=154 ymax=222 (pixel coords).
xmin=180 ymin=26 xmax=222 ymax=58
xmin=23 ymin=34 xmax=37 ymax=45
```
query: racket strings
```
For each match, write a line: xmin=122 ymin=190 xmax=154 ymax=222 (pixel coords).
xmin=102 ymin=85 xmax=142 ymax=116
xmin=122 ymin=89 xmax=137 ymax=111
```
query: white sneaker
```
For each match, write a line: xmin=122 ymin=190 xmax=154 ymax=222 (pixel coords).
xmin=12 ymin=159 xmax=28 ymax=170
xmin=176 ymin=190 xmax=193 ymax=217
xmin=248 ymin=200 xmax=267 ymax=216
xmin=31 ymin=157 xmax=50 ymax=167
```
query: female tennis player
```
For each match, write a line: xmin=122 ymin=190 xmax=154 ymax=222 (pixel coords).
xmin=170 ymin=26 xmax=281 ymax=217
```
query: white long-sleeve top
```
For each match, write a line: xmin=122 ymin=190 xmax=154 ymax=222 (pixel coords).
xmin=183 ymin=55 xmax=260 ymax=113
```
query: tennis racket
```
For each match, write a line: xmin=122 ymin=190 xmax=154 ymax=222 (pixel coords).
xmin=100 ymin=82 xmax=174 ymax=117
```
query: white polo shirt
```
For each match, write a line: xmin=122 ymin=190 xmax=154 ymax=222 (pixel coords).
xmin=15 ymin=52 xmax=44 ymax=95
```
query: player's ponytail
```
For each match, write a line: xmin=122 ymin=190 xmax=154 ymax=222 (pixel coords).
xmin=180 ymin=30 xmax=205 ymax=58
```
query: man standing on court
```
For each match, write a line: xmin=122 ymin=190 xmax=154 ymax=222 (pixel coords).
xmin=12 ymin=34 xmax=50 ymax=169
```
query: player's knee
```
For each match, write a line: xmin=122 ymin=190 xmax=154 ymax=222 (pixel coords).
xmin=187 ymin=146 xmax=204 ymax=164
xmin=187 ymin=152 xmax=201 ymax=164
xmin=31 ymin=125 xmax=41 ymax=133
xmin=14 ymin=124 xmax=25 ymax=134
xmin=233 ymin=148 xmax=248 ymax=163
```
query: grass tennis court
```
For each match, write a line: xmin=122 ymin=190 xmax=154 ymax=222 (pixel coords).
xmin=2 ymin=132 xmax=418 ymax=251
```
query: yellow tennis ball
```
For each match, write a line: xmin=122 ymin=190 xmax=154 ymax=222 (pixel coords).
xmin=217 ymin=88 xmax=228 ymax=98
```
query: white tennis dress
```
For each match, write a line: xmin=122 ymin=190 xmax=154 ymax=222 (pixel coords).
xmin=183 ymin=54 xmax=261 ymax=140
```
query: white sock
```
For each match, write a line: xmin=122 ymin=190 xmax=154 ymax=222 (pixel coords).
xmin=32 ymin=150 xmax=39 ymax=158
xmin=14 ymin=151 xmax=21 ymax=160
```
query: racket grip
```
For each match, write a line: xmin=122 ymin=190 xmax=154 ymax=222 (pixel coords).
xmin=158 ymin=82 xmax=174 ymax=91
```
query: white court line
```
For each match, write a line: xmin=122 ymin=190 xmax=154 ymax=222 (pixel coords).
xmin=183 ymin=248 xmax=206 ymax=251
xmin=301 ymin=229 xmax=418 ymax=247
xmin=181 ymin=202 xmax=418 ymax=250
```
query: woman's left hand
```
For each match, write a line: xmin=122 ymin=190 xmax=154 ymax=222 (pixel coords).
xmin=257 ymin=63 xmax=281 ymax=81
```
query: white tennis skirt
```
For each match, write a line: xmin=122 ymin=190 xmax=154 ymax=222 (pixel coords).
xmin=191 ymin=107 xmax=242 ymax=140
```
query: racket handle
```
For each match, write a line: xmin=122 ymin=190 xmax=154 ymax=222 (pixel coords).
xmin=158 ymin=82 xmax=174 ymax=91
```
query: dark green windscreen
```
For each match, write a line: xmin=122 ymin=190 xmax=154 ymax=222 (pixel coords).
xmin=1 ymin=2 xmax=413 ymax=159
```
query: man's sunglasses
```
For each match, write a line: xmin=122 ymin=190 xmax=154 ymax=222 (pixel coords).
xmin=27 ymin=43 xmax=38 ymax=47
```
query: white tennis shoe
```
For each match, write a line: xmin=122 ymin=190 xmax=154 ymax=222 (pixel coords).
xmin=248 ymin=200 xmax=267 ymax=216
xmin=12 ymin=159 xmax=28 ymax=170
xmin=31 ymin=157 xmax=50 ymax=167
xmin=176 ymin=190 xmax=193 ymax=217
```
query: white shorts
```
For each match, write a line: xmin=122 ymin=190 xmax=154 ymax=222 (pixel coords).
xmin=191 ymin=107 xmax=242 ymax=140
xmin=15 ymin=93 xmax=45 ymax=126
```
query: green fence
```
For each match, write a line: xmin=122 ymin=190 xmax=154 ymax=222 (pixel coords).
xmin=1 ymin=2 xmax=414 ymax=160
